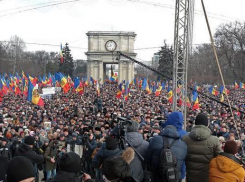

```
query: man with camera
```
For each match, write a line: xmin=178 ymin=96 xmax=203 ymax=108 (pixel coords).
xmin=15 ymin=135 xmax=44 ymax=182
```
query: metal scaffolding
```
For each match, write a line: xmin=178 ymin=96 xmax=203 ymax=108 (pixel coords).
xmin=172 ymin=0 xmax=195 ymax=126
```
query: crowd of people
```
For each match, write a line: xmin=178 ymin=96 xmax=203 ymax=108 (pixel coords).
xmin=0 ymin=81 xmax=245 ymax=182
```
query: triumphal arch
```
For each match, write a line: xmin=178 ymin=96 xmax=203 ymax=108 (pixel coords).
xmin=85 ymin=31 xmax=137 ymax=83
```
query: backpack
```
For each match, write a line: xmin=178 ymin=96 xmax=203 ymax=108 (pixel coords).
xmin=159 ymin=137 xmax=179 ymax=182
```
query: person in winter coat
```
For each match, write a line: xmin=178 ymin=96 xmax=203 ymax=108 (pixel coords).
xmin=92 ymin=136 xmax=122 ymax=169
xmin=182 ymin=114 xmax=222 ymax=182
xmin=162 ymin=111 xmax=188 ymax=180
xmin=163 ymin=111 xmax=188 ymax=138
xmin=7 ymin=156 xmax=36 ymax=182
xmin=102 ymin=148 xmax=136 ymax=182
xmin=209 ymin=140 xmax=245 ymax=182
xmin=0 ymin=137 xmax=12 ymax=160
xmin=0 ymin=156 xmax=9 ymax=182
xmin=126 ymin=120 xmax=149 ymax=158
xmin=145 ymin=125 xmax=187 ymax=182
xmin=47 ymin=152 xmax=94 ymax=182
xmin=44 ymin=140 xmax=58 ymax=179
xmin=14 ymin=136 xmax=44 ymax=182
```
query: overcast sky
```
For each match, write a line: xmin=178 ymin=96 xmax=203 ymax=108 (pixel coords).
xmin=0 ymin=0 xmax=245 ymax=61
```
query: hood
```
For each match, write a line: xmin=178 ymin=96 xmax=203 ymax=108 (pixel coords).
xmin=18 ymin=143 xmax=32 ymax=152
xmin=160 ymin=125 xmax=180 ymax=139
xmin=52 ymin=171 xmax=80 ymax=182
xmin=216 ymin=154 xmax=242 ymax=173
xmin=189 ymin=125 xmax=211 ymax=141
xmin=164 ymin=111 xmax=183 ymax=130
xmin=103 ymin=148 xmax=122 ymax=159
xmin=122 ymin=147 xmax=135 ymax=164
xmin=126 ymin=120 xmax=139 ymax=132
xmin=126 ymin=132 xmax=143 ymax=148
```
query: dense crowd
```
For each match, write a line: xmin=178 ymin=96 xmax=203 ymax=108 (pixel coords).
xmin=0 ymin=82 xmax=245 ymax=182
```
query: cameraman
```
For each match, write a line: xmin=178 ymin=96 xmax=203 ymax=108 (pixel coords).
xmin=82 ymin=130 xmax=97 ymax=174
xmin=15 ymin=136 xmax=44 ymax=182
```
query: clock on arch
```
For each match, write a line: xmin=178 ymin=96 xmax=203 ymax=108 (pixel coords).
xmin=105 ymin=40 xmax=117 ymax=52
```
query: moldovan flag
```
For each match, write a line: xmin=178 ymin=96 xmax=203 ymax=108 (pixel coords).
xmin=209 ymin=86 xmax=218 ymax=96
xmin=240 ymin=82 xmax=245 ymax=89
xmin=116 ymin=90 xmax=122 ymax=99
xmin=220 ymin=94 xmax=224 ymax=102
xmin=192 ymin=97 xmax=199 ymax=110
xmin=55 ymin=73 xmax=70 ymax=94
xmin=27 ymin=80 xmax=44 ymax=106
xmin=167 ymin=90 xmax=173 ymax=103
xmin=155 ymin=86 xmax=162 ymax=96
xmin=60 ymin=44 xmax=64 ymax=63
xmin=96 ymin=82 xmax=100 ymax=96
xmin=235 ymin=81 xmax=239 ymax=89
xmin=84 ymin=80 xmax=89 ymax=87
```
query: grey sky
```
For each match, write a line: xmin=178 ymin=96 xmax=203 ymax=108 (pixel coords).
xmin=0 ymin=0 xmax=244 ymax=61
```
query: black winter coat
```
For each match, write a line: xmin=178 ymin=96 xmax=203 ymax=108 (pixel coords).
xmin=15 ymin=143 xmax=44 ymax=164
xmin=46 ymin=171 xmax=82 ymax=182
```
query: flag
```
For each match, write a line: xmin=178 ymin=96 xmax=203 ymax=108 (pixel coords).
xmin=90 ymin=77 xmax=97 ymax=85
xmin=60 ymin=44 xmax=64 ymax=63
xmin=47 ymin=73 xmax=52 ymax=85
xmin=84 ymin=80 xmax=89 ymax=87
xmin=124 ymin=84 xmax=129 ymax=101
xmin=55 ymin=73 xmax=70 ymax=93
xmin=186 ymin=97 xmax=191 ymax=108
xmin=167 ymin=90 xmax=173 ymax=103
xmin=142 ymin=78 xmax=147 ymax=90
xmin=155 ymin=86 xmax=162 ymax=96
xmin=161 ymin=82 xmax=165 ymax=90
xmin=209 ymin=86 xmax=218 ymax=96
xmin=129 ymin=79 xmax=134 ymax=86
xmin=220 ymin=85 xmax=230 ymax=95
xmin=192 ymin=90 xmax=198 ymax=102
xmin=240 ymin=82 xmax=245 ymax=89
xmin=220 ymin=94 xmax=224 ymax=102
xmin=27 ymin=80 xmax=44 ymax=106
xmin=74 ymin=77 xmax=84 ymax=94
xmin=192 ymin=97 xmax=199 ymax=110
xmin=116 ymin=90 xmax=122 ymax=99
xmin=23 ymin=80 xmax=28 ymax=97
xmin=96 ymin=82 xmax=100 ymax=96
xmin=235 ymin=81 xmax=239 ymax=89
xmin=1 ymin=79 xmax=8 ymax=95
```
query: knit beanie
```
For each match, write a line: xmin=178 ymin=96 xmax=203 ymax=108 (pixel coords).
xmin=59 ymin=152 xmax=81 ymax=174
xmin=24 ymin=136 xmax=35 ymax=145
xmin=105 ymin=136 xmax=117 ymax=150
xmin=126 ymin=120 xmax=139 ymax=132
xmin=195 ymin=114 xmax=208 ymax=126
xmin=7 ymin=156 xmax=35 ymax=182
xmin=224 ymin=140 xmax=238 ymax=155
